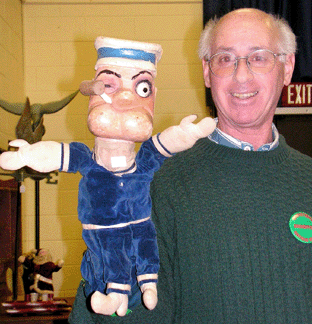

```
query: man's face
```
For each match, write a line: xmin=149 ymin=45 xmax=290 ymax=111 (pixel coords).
xmin=202 ymin=9 xmax=295 ymax=131
xmin=88 ymin=65 xmax=156 ymax=142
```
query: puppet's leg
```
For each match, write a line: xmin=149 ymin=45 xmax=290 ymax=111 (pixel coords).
xmin=83 ymin=227 xmax=133 ymax=316
xmin=91 ymin=283 xmax=130 ymax=316
xmin=133 ymin=220 xmax=159 ymax=310
xmin=137 ymin=274 xmax=158 ymax=310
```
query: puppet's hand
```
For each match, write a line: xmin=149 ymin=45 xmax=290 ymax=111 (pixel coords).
xmin=154 ymin=115 xmax=216 ymax=155
xmin=57 ymin=259 xmax=64 ymax=268
xmin=18 ymin=255 xmax=26 ymax=263
xmin=0 ymin=139 xmax=62 ymax=172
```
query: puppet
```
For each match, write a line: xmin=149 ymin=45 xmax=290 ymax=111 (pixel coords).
xmin=0 ymin=37 xmax=216 ymax=316
xmin=18 ymin=249 xmax=36 ymax=301
xmin=18 ymin=248 xmax=64 ymax=302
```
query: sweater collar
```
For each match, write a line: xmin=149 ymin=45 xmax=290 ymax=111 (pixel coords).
xmin=208 ymin=118 xmax=279 ymax=152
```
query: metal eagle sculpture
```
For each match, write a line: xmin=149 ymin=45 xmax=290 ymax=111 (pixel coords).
xmin=0 ymin=90 xmax=79 ymax=143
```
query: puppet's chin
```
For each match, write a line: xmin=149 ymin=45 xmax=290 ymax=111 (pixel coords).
xmin=88 ymin=107 xmax=153 ymax=142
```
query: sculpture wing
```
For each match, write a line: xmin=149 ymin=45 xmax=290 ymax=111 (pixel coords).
xmin=30 ymin=90 xmax=79 ymax=128
xmin=39 ymin=90 xmax=79 ymax=115
xmin=0 ymin=98 xmax=25 ymax=115
xmin=1 ymin=90 xmax=78 ymax=141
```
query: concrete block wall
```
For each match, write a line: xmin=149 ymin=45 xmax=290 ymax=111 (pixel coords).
xmin=0 ymin=0 xmax=24 ymax=150
xmin=17 ymin=0 xmax=208 ymax=298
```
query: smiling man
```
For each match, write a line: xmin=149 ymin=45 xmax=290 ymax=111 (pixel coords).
xmin=146 ymin=8 xmax=312 ymax=323
xmin=129 ymin=8 xmax=312 ymax=324
xmin=199 ymin=9 xmax=295 ymax=150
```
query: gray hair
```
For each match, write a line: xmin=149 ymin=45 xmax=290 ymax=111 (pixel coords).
xmin=198 ymin=11 xmax=297 ymax=61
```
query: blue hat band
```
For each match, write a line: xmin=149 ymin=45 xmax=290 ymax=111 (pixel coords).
xmin=97 ymin=47 xmax=156 ymax=64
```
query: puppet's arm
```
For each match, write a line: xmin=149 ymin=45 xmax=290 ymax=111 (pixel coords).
xmin=0 ymin=139 xmax=67 ymax=173
xmin=153 ymin=115 xmax=216 ymax=156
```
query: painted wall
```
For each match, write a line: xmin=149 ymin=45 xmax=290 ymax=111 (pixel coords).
xmin=0 ymin=0 xmax=24 ymax=150
xmin=2 ymin=0 xmax=208 ymax=298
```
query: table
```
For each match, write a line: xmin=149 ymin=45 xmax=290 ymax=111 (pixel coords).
xmin=0 ymin=298 xmax=74 ymax=324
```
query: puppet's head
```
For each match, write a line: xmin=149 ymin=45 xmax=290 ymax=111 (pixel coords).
xmin=85 ymin=37 xmax=162 ymax=143
xmin=33 ymin=248 xmax=53 ymax=265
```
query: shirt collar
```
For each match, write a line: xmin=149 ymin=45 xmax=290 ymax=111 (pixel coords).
xmin=208 ymin=118 xmax=279 ymax=151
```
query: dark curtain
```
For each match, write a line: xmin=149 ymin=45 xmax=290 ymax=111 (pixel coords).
xmin=203 ymin=0 xmax=312 ymax=113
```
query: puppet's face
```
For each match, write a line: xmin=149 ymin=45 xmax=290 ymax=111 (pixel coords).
xmin=33 ymin=249 xmax=52 ymax=265
xmin=87 ymin=65 xmax=156 ymax=142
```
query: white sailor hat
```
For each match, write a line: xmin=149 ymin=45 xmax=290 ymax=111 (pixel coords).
xmin=94 ymin=37 xmax=163 ymax=73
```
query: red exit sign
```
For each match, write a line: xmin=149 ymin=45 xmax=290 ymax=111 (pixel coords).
xmin=281 ymin=82 xmax=312 ymax=107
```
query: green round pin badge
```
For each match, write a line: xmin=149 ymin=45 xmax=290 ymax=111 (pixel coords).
xmin=289 ymin=212 xmax=312 ymax=243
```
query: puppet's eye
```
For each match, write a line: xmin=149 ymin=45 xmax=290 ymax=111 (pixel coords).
xmin=95 ymin=72 xmax=120 ymax=94
xmin=103 ymin=83 xmax=116 ymax=93
xmin=136 ymin=80 xmax=152 ymax=98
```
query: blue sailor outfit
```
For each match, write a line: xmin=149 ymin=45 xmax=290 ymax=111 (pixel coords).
xmin=65 ymin=137 xmax=167 ymax=296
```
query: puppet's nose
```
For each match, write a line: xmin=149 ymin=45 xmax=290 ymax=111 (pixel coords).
xmin=113 ymin=90 xmax=136 ymax=108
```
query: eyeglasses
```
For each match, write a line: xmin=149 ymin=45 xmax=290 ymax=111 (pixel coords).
xmin=206 ymin=49 xmax=286 ymax=77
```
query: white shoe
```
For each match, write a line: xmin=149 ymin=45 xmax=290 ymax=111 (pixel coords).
xmin=91 ymin=291 xmax=129 ymax=316
xmin=141 ymin=282 xmax=158 ymax=310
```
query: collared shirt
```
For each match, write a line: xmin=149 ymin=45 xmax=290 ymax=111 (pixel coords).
xmin=208 ymin=118 xmax=279 ymax=151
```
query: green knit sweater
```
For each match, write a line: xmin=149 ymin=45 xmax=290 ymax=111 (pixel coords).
xmin=69 ymin=135 xmax=312 ymax=324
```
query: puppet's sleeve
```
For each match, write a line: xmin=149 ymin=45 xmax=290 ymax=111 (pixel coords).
xmin=136 ymin=137 xmax=168 ymax=173
xmin=60 ymin=142 xmax=93 ymax=174
xmin=22 ymin=257 xmax=33 ymax=269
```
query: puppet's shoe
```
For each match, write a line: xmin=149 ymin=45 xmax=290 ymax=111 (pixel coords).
xmin=141 ymin=282 xmax=158 ymax=310
xmin=115 ymin=294 xmax=129 ymax=316
xmin=91 ymin=291 xmax=128 ymax=316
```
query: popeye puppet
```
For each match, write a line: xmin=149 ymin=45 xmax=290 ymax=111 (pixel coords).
xmin=0 ymin=37 xmax=216 ymax=316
